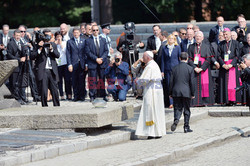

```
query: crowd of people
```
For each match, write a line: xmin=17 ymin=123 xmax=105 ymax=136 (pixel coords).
xmin=0 ymin=14 xmax=249 ymax=112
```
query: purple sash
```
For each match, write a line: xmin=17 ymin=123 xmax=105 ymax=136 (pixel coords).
xmin=225 ymin=60 xmax=236 ymax=101
xmin=195 ymin=54 xmax=209 ymax=97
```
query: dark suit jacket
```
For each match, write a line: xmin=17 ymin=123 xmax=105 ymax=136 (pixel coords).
xmin=7 ymin=39 xmax=25 ymax=72
xmin=169 ymin=62 xmax=195 ymax=98
xmin=161 ymin=45 xmax=181 ymax=72
xmin=241 ymin=44 xmax=250 ymax=56
xmin=157 ymin=40 xmax=167 ymax=66
xmin=31 ymin=42 xmax=60 ymax=82
xmin=146 ymin=35 xmax=156 ymax=51
xmin=209 ymin=25 xmax=221 ymax=43
xmin=85 ymin=36 xmax=108 ymax=70
xmin=180 ymin=39 xmax=196 ymax=53
xmin=66 ymin=37 xmax=87 ymax=69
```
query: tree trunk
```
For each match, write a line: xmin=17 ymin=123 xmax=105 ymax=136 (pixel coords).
xmin=99 ymin=0 xmax=113 ymax=24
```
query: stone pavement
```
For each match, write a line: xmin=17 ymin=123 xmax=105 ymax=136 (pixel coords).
xmin=0 ymin=102 xmax=241 ymax=166
xmin=169 ymin=136 xmax=250 ymax=166
xmin=20 ymin=116 xmax=250 ymax=166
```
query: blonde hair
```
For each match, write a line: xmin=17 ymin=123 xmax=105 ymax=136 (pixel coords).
xmin=166 ymin=34 xmax=178 ymax=46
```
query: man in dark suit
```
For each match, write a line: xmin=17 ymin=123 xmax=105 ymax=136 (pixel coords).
xmin=180 ymin=29 xmax=195 ymax=53
xmin=146 ymin=25 xmax=161 ymax=61
xmin=0 ymin=24 xmax=10 ymax=61
xmin=66 ymin=27 xmax=87 ymax=102
xmin=7 ymin=29 xmax=27 ymax=105
xmin=157 ymin=31 xmax=168 ymax=67
xmin=169 ymin=52 xmax=195 ymax=133
xmin=86 ymin=25 xmax=109 ymax=102
xmin=209 ymin=16 xmax=225 ymax=43
xmin=31 ymin=29 xmax=60 ymax=107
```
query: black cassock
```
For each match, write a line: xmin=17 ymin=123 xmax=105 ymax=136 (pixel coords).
xmin=217 ymin=40 xmax=241 ymax=104
xmin=188 ymin=42 xmax=214 ymax=106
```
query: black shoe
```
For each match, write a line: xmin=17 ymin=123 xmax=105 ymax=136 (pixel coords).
xmin=171 ymin=123 xmax=177 ymax=132
xmin=184 ymin=128 xmax=193 ymax=133
xmin=103 ymin=97 xmax=108 ymax=102
xmin=90 ymin=97 xmax=94 ymax=102
xmin=171 ymin=120 xmax=178 ymax=132
xmin=147 ymin=136 xmax=154 ymax=139
xmin=154 ymin=136 xmax=162 ymax=139
xmin=18 ymin=100 xmax=26 ymax=105
xmin=73 ymin=98 xmax=78 ymax=102
xmin=79 ymin=98 xmax=85 ymax=102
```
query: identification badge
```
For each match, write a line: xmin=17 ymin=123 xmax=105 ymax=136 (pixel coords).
xmin=115 ymin=77 xmax=118 ymax=86
xmin=194 ymin=56 xmax=199 ymax=65
xmin=224 ymin=54 xmax=229 ymax=62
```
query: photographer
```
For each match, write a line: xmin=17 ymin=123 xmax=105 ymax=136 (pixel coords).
xmin=131 ymin=58 xmax=146 ymax=99
xmin=232 ymin=14 xmax=250 ymax=44
xmin=31 ymin=29 xmax=60 ymax=107
xmin=239 ymin=54 xmax=250 ymax=108
xmin=117 ymin=22 xmax=144 ymax=67
xmin=105 ymin=52 xmax=129 ymax=101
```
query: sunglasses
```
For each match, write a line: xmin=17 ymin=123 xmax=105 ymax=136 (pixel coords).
xmin=181 ymin=33 xmax=186 ymax=35
xmin=20 ymin=31 xmax=26 ymax=33
xmin=187 ymin=28 xmax=193 ymax=29
xmin=93 ymin=29 xmax=99 ymax=32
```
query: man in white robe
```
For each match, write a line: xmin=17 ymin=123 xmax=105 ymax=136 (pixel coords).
xmin=135 ymin=51 xmax=166 ymax=139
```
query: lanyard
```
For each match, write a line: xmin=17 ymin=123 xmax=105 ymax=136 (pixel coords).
xmin=226 ymin=40 xmax=232 ymax=53
xmin=195 ymin=43 xmax=201 ymax=54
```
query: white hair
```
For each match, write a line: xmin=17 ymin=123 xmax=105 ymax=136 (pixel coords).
xmin=195 ymin=31 xmax=204 ymax=38
xmin=115 ymin=52 xmax=122 ymax=59
xmin=243 ymin=54 xmax=250 ymax=60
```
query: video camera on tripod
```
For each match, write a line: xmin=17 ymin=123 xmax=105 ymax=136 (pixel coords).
xmin=121 ymin=22 xmax=141 ymax=67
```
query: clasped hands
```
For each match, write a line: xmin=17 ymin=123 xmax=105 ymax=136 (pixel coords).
xmin=194 ymin=67 xmax=203 ymax=73
xmin=222 ymin=64 xmax=233 ymax=70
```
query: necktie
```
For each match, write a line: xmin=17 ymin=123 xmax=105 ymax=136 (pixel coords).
xmin=76 ymin=39 xmax=79 ymax=47
xmin=17 ymin=42 xmax=21 ymax=50
xmin=187 ymin=41 xmax=191 ymax=49
xmin=95 ymin=37 xmax=100 ymax=57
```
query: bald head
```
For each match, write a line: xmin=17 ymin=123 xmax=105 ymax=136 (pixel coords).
xmin=60 ymin=23 xmax=68 ymax=35
xmin=187 ymin=29 xmax=194 ymax=40
xmin=217 ymin=16 xmax=224 ymax=27
xmin=231 ymin=31 xmax=238 ymax=40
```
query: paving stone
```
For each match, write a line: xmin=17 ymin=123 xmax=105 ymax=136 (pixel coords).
xmin=9 ymin=129 xmax=86 ymax=139
xmin=0 ymin=134 xmax=61 ymax=144
xmin=31 ymin=150 xmax=45 ymax=162
xmin=0 ymin=141 xmax=33 ymax=151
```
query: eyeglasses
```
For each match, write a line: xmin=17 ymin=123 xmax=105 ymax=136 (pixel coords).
xmin=20 ymin=31 xmax=26 ymax=33
xmin=93 ymin=29 xmax=99 ymax=32
xmin=181 ymin=33 xmax=186 ymax=35
xmin=187 ymin=28 xmax=193 ymax=29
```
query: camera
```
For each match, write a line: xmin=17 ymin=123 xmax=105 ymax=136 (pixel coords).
xmin=115 ymin=58 xmax=120 ymax=63
xmin=34 ymin=30 xmax=51 ymax=48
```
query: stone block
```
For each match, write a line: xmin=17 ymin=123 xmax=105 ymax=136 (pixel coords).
xmin=31 ymin=150 xmax=45 ymax=162
xmin=242 ymin=110 xmax=250 ymax=116
xmin=0 ymin=60 xmax=18 ymax=87
xmin=73 ymin=141 xmax=88 ymax=152
xmin=0 ymin=102 xmax=134 ymax=129
xmin=208 ymin=110 xmax=242 ymax=117
xmin=16 ymin=152 xmax=31 ymax=165
xmin=0 ymin=99 xmax=20 ymax=110
xmin=1 ymin=156 xmax=18 ymax=166
xmin=87 ymin=138 xmax=102 ymax=149
xmin=44 ymin=147 xmax=59 ymax=159
xmin=58 ymin=144 xmax=75 ymax=156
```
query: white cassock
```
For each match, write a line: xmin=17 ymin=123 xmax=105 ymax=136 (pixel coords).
xmin=135 ymin=60 xmax=166 ymax=137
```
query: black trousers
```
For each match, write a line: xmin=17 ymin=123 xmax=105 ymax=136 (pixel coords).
xmin=173 ymin=97 xmax=191 ymax=127
xmin=40 ymin=69 xmax=60 ymax=107
xmin=88 ymin=67 xmax=106 ymax=98
xmin=9 ymin=72 xmax=26 ymax=101
xmin=58 ymin=64 xmax=72 ymax=98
